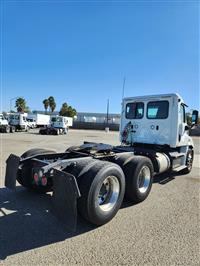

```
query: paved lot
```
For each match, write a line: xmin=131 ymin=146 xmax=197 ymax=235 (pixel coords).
xmin=0 ymin=130 xmax=199 ymax=265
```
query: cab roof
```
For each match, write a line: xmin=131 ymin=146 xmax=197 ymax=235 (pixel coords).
xmin=123 ymin=93 xmax=183 ymax=103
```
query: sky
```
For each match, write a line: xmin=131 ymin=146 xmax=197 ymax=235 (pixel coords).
xmin=0 ymin=0 xmax=199 ymax=114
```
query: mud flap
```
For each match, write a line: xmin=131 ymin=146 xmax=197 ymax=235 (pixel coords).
xmin=52 ymin=169 xmax=80 ymax=231
xmin=5 ymin=154 xmax=20 ymax=189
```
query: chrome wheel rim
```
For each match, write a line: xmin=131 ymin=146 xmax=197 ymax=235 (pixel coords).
xmin=97 ymin=176 xmax=120 ymax=212
xmin=137 ymin=166 xmax=151 ymax=194
xmin=187 ymin=152 xmax=193 ymax=170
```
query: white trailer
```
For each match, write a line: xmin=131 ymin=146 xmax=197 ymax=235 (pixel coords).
xmin=27 ymin=114 xmax=50 ymax=127
xmin=5 ymin=93 xmax=199 ymax=229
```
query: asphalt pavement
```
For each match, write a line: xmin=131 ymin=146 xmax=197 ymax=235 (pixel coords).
xmin=0 ymin=130 xmax=199 ymax=265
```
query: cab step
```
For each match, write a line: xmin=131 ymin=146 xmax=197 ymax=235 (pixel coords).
xmin=169 ymin=152 xmax=185 ymax=159
xmin=172 ymin=165 xmax=186 ymax=172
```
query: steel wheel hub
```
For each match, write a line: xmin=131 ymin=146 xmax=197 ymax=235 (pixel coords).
xmin=97 ymin=176 xmax=120 ymax=212
xmin=137 ymin=166 xmax=151 ymax=194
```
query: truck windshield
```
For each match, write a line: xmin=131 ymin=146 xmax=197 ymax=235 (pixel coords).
xmin=51 ymin=117 xmax=56 ymax=122
xmin=51 ymin=117 xmax=62 ymax=122
xmin=126 ymin=102 xmax=144 ymax=119
xmin=10 ymin=115 xmax=19 ymax=120
xmin=147 ymin=101 xmax=169 ymax=119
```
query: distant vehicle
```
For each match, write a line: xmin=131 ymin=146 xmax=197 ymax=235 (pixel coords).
xmin=39 ymin=115 xmax=73 ymax=135
xmin=5 ymin=93 xmax=198 ymax=230
xmin=9 ymin=113 xmax=29 ymax=132
xmin=0 ymin=113 xmax=15 ymax=133
xmin=27 ymin=114 xmax=50 ymax=127
xmin=27 ymin=118 xmax=36 ymax=128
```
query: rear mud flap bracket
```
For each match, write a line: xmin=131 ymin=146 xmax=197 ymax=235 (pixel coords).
xmin=52 ymin=169 xmax=80 ymax=231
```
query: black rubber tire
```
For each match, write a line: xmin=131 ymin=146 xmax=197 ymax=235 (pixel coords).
xmin=114 ymin=155 xmax=154 ymax=203
xmin=56 ymin=129 xmax=59 ymax=135
xmin=5 ymin=126 xmax=10 ymax=133
xmin=10 ymin=126 xmax=15 ymax=133
xmin=17 ymin=148 xmax=55 ymax=193
xmin=180 ymin=149 xmax=194 ymax=174
xmin=65 ymin=159 xmax=125 ymax=225
xmin=39 ymin=128 xmax=46 ymax=135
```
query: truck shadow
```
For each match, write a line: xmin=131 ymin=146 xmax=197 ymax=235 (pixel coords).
xmin=0 ymin=172 xmax=179 ymax=259
xmin=121 ymin=172 xmax=178 ymax=209
xmin=0 ymin=187 xmax=96 ymax=260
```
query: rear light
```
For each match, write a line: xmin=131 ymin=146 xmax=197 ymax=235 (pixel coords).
xmin=33 ymin=173 xmax=39 ymax=183
xmin=41 ymin=176 xmax=47 ymax=186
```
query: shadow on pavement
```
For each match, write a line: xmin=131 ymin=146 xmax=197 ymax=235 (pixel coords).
xmin=0 ymin=171 xmax=179 ymax=259
xmin=0 ymin=187 xmax=95 ymax=260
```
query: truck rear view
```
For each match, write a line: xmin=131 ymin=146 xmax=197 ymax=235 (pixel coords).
xmin=4 ymin=93 xmax=198 ymax=230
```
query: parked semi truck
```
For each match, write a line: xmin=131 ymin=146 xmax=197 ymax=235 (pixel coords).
xmin=5 ymin=93 xmax=198 ymax=230
xmin=9 ymin=113 xmax=30 ymax=131
xmin=39 ymin=115 xmax=73 ymax=135
xmin=0 ymin=114 xmax=15 ymax=133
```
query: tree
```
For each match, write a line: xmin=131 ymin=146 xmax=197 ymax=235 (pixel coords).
xmin=59 ymin=102 xmax=77 ymax=117
xmin=15 ymin=97 xmax=26 ymax=112
xmin=43 ymin=99 xmax=49 ymax=114
xmin=24 ymin=106 xmax=31 ymax=113
xmin=48 ymin=96 xmax=56 ymax=113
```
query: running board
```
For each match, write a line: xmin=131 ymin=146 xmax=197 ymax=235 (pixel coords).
xmin=169 ymin=152 xmax=185 ymax=159
xmin=172 ymin=165 xmax=186 ymax=172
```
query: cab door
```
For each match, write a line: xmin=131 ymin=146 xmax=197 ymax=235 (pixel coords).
xmin=178 ymin=103 xmax=189 ymax=146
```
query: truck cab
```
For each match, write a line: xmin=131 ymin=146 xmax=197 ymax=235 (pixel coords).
xmin=27 ymin=117 xmax=36 ymax=128
xmin=51 ymin=116 xmax=73 ymax=130
xmin=120 ymin=93 xmax=193 ymax=149
xmin=9 ymin=113 xmax=29 ymax=131
xmin=0 ymin=114 xmax=8 ymax=126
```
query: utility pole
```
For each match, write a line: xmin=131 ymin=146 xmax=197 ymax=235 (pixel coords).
xmin=106 ymin=98 xmax=109 ymax=125
xmin=122 ymin=77 xmax=126 ymax=100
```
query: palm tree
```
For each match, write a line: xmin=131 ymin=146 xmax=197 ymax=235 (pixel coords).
xmin=15 ymin=97 xmax=26 ymax=112
xmin=59 ymin=102 xmax=77 ymax=117
xmin=48 ymin=96 xmax=56 ymax=113
xmin=43 ymin=99 xmax=49 ymax=114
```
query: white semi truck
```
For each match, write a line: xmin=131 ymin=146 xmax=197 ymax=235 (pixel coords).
xmin=0 ymin=114 xmax=15 ymax=133
xmin=39 ymin=115 xmax=73 ymax=135
xmin=5 ymin=93 xmax=198 ymax=230
xmin=9 ymin=113 xmax=30 ymax=132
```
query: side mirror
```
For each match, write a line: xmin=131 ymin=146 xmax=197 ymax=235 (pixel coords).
xmin=192 ymin=110 xmax=199 ymax=125
xmin=185 ymin=125 xmax=189 ymax=131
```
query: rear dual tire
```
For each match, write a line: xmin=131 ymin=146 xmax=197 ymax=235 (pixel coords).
xmin=10 ymin=126 xmax=15 ymax=133
xmin=5 ymin=126 xmax=10 ymax=133
xmin=17 ymin=148 xmax=55 ymax=193
xmin=113 ymin=155 xmax=154 ymax=203
xmin=66 ymin=160 xmax=125 ymax=226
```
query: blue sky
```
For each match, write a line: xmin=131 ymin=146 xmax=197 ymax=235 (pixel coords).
xmin=1 ymin=0 xmax=199 ymax=113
